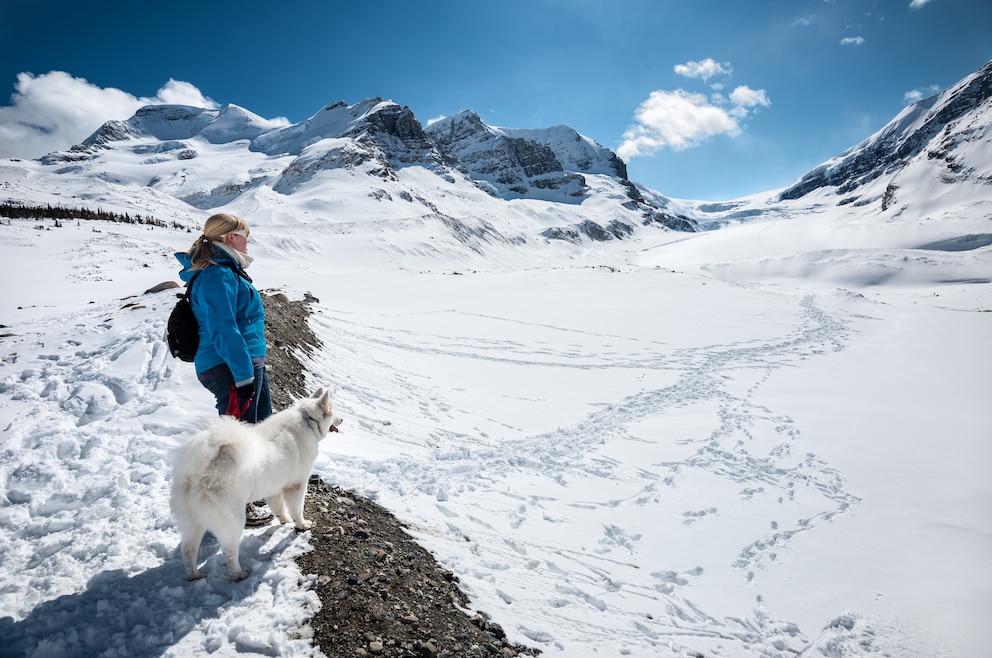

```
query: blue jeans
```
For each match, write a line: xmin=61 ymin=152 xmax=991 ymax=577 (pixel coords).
xmin=197 ymin=358 xmax=273 ymax=424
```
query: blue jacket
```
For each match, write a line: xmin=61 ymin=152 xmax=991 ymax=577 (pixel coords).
xmin=175 ymin=249 xmax=266 ymax=385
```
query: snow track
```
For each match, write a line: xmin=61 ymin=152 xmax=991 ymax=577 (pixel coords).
xmin=302 ymin=270 xmax=876 ymax=657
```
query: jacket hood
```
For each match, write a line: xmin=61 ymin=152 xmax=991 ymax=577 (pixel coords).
xmin=174 ymin=252 xmax=194 ymax=283
xmin=174 ymin=247 xmax=240 ymax=284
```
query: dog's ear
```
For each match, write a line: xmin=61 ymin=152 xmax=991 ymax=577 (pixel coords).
xmin=310 ymin=387 xmax=325 ymax=399
xmin=318 ymin=390 xmax=333 ymax=416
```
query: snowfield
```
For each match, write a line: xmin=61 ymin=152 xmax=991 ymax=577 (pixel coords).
xmin=0 ymin=196 xmax=989 ymax=657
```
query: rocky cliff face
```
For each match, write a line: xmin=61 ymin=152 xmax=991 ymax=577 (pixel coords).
xmin=425 ymin=111 xmax=586 ymax=199
xmin=424 ymin=110 xmax=695 ymax=233
xmin=423 ymin=110 xmax=629 ymax=198
xmin=268 ymin=99 xmax=450 ymax=193
xmin=780 ymin=60 xmax=992 ymax=201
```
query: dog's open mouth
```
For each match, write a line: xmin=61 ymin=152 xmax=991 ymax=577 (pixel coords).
xmin=330 ymin=426 xmax=339 ymax=432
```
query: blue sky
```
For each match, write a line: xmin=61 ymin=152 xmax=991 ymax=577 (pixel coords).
xmin=1 ymin=0 xmax=989 ymax=200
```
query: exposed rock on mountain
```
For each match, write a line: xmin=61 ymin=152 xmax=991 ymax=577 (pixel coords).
xmin=258 ymin=99 xmax=445 ymax=179
xmin=542 ymin=219 xmax=634 ymax=242
xmin=424 ymin=111 xmax=697 ymax=233
xmin=425 ymin=111 xmax=595 ymax=199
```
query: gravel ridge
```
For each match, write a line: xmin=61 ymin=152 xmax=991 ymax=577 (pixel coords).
xmin=261 ymin=291 xmax=541 ymax=658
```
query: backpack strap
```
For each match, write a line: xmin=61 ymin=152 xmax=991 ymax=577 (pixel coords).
xmin=181 ymin=262 xmax=253 ymax=317
xmin=221 ymin=260 xmax=253 ymax=284
xmin=184 ymin=260 xmax=252 ymax=292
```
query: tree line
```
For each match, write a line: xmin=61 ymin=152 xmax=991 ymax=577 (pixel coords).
xmin=0 ymin=202 xmax=185 ymax=229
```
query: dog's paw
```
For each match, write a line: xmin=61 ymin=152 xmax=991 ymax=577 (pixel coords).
xmin=186 ymin=570 xmax=206 ymax=581
xmin=231 ymin=568 xmax=250 ymax=581
xmin=294 ymin=519 xmax=312 ymax=531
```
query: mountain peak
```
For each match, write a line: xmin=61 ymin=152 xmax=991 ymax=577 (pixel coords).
xmin=780 ymin=59 xmax=992 ymax=201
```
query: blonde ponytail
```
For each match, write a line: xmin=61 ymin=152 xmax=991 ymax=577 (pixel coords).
xmin=186 ymin=213 xmax=250 ymax=270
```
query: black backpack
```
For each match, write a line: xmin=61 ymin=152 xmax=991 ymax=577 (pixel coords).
xmin=167 ymin=262 xmax=252 ymax=361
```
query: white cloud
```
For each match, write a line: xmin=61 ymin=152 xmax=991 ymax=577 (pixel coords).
xmin=0 ymin=71 xmax=219 ymax=159
xmin=618 ymin=63 xmax=771 ymax=160
xmin=725 ymin=86 xmax=771 ymax=119
xmin=617 ymin=90 xmax=737 ymax=159
xmin=729 ymin=86 xmax=771 ymax=109
xmin=840 ymin=36 xmax=865 ymax=46
xmin=674 ymin=58 xmax=731 ymax=82
xmin=908 ymin=0 xmax=933 ymax=8
xmin=154 ymin=79 xmax=217 ymax=108
xmin=903 ymin=84 xmax=941 ymax=104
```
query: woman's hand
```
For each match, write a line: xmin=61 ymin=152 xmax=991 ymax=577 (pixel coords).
xmin=226 ymin=383 xmax=255 ymax=419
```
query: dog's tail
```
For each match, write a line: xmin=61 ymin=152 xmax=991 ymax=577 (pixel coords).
xmin=170 ymin=415 xmax=243 ymax=476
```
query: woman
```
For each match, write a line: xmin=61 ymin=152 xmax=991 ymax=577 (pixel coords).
xmin=175 ymin=212 xmax=273 ymax=526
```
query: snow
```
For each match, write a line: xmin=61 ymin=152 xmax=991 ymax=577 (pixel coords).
xmin=1 ymin=87 xmax=991 ymax=656
xmin=1 ymin=197 xmax=989 ymax=657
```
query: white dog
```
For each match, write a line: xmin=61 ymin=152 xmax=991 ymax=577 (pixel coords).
xmin=170 ymin=388 xmax=343 ymax=580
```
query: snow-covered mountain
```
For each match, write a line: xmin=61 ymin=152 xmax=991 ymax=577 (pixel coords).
xmin=779 ymin=59 xmax=992 ymax=205
xmin=672 ymin=59 xmax=992 ymax=235
xmin=6 ymin=60 xmax=992 ymax=249
xmin=424 ymin=110 xmax=623 ymax=198
xmin=26 ymin=96 xmax=696 ymax=246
